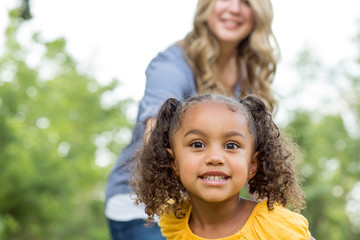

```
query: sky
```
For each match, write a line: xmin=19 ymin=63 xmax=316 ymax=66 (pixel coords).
xmin=1 ymin=0 xmax=360 ymax=122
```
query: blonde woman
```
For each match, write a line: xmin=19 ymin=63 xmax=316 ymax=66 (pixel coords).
xmin=105 ymin=0 xmax=279 ymax=239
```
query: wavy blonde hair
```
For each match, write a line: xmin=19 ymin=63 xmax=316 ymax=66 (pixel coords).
xmin=179 ymin=0 xmax=280 ymax=112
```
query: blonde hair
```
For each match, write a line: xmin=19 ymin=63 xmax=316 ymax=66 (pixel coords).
xmin=179 ymin=0 xmax=279 ymax=112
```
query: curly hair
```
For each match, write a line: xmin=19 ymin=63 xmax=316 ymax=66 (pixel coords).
xmin=179 ymin=0 xmax=280 ymax=112
xmin=130 ymin=94 xmax=304 ymax=224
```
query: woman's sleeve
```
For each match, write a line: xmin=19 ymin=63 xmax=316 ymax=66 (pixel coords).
xmin=137 ymin=50 xmax=195 ymax=123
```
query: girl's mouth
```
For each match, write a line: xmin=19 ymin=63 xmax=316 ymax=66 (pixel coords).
xmin=199 ymin=171 xmax=230 ymax=182
xmin=200 ymin=175 xmax=229 ymax=181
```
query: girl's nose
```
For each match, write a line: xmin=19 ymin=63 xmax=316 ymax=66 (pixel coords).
xmin=205 ymin=147 xmax=225 ymax=166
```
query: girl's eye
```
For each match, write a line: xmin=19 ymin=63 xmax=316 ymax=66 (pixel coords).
xmin=191 ymin=142 xmax=205 ymax=148
xmin=225 ymin=142 xmax=239 ymax=150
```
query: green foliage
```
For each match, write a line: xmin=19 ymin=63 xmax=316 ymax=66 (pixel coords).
xmin=0 ymin=7 xmax=133 ymax=240
xmin=284 ymin=21 xmax=360 ymax=240
xmin=286 ymin=113 xmax=360 ymax=239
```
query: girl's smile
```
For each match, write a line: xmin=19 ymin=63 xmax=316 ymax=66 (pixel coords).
xmin=199 ymin=170 xmax=230 ymax=186
xmin=168 ymin=102 xmax=258 ymax=204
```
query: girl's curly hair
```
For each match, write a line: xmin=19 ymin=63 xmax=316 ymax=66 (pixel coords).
xmin=130 ymin=94 xmax=305 ymax=224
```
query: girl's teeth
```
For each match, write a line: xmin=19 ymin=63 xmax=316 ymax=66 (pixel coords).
xmin=202 ymin=176 xmax=226 ymax=181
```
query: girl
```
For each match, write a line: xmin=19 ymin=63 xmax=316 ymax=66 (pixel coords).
xmin=131 ymin=94 xmax=314 ymax=239
xmin=106 ymin=0 xmax=279 ymax=238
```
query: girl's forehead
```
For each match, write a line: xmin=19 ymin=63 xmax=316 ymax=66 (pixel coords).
xmin=185 ymin=101 xmax=243 ymax=114
xmin=171 ymin=100 xmax=255 ymax=142
xmin=182 ymin=102 xmax=247 ymax=122
xmin=174 ymin=101 xmax=253 ymax=139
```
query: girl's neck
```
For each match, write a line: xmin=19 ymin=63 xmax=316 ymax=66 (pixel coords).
xmin=189 ymin=197 xmax=257 ymax=239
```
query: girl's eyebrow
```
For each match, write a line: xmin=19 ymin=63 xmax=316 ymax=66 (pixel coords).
xmin=184 ymin=129 xmax=204 ymax=137
xmin=224 ymin=131 xmax=246 ymax=139
xmin=183 ymin=129 xmax=246 ymax=139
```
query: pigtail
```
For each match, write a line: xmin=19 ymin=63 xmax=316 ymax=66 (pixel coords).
xmin=151 ymin=98 xmax=181 ymax=150
xmin=131 ymin=98 xmax=187 ymax=224
xmin=241 ymin=95 xmax=278 ymax=151
xmin=242 ymin=95 xmax=305 ymax=212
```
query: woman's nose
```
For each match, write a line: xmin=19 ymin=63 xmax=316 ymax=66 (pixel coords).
xmin=228 ymin=0 xmax=242 ymax=13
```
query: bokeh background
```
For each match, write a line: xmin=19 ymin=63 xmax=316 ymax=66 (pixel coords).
xmin=0 ymin=0 xmax=359 ymax=239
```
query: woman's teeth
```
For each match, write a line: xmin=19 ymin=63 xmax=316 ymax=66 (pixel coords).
xmin=224 ymin=20 xmax=239 ymax=26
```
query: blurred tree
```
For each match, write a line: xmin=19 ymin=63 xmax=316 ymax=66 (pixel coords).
xmin=0 ymin=6 xmax=133 ymax=240
xmin=284 ymin=22 xmax=360 ymax=240
xmin=20 ymin=0 xmax=32 ymax=20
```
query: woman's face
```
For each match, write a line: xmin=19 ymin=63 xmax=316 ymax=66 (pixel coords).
xmin=207 ymin=0 xmax=255 ymax=46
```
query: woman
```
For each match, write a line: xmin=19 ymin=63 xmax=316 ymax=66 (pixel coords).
xmin=105 ymin=0 xmax=279 ymax=239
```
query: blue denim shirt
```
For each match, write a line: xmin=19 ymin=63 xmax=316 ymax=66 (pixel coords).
xmin=105 ymin=44 xmax=196 ymax=202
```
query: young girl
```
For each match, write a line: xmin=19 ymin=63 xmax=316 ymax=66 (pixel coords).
xmin=131 ymin=94 xmax=314 ymax=239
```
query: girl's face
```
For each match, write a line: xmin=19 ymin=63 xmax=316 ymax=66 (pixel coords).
xmin=168 ymin=102 xmax=258 ymax=204
xmin=207 ymin=0 xmax=255 ymax=46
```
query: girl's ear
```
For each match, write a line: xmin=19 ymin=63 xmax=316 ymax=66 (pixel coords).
xmin=166 ymin=148 xmax=179 ymax=176
xmin=247 ymin=151 xmax=259 ymax=180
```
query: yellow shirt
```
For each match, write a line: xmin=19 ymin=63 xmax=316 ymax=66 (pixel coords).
xmin=159 ymin=201 xmax=311 ymax=240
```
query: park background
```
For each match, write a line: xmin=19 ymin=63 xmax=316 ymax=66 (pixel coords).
xmin=0 ymin=0 xmax=360 ymax=239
